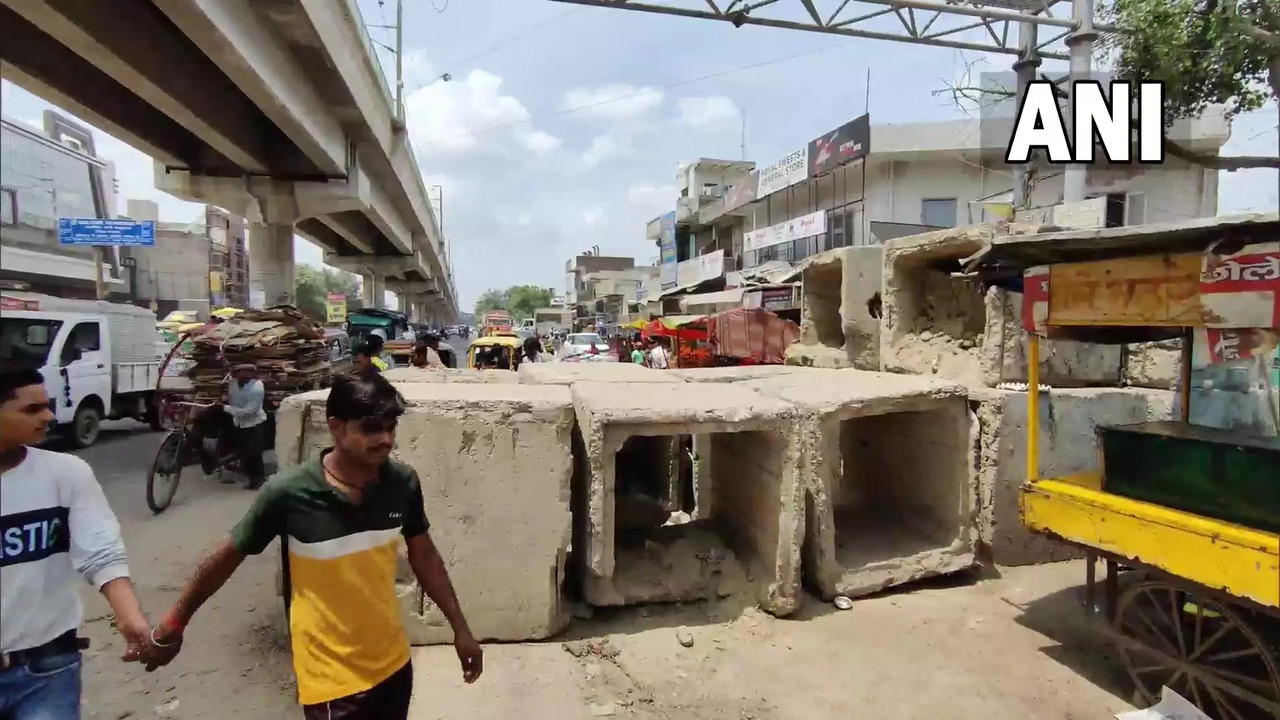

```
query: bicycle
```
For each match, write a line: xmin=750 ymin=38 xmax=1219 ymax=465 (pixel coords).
xmin=146 ymin=400 xmax=218 ymax=514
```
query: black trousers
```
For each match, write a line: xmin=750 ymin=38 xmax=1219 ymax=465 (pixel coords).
xmin=232 ymin=423 xmax=266 ymax=485
xmin=302 ymin=662 xmax=412 ymax=720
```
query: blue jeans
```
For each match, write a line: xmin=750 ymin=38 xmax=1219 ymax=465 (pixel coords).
xmin=0 ymin=651 xmax=82 ymax=720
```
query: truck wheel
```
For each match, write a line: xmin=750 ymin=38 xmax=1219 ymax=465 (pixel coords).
xmin=69 ymin=403 xmax=103 ymax=449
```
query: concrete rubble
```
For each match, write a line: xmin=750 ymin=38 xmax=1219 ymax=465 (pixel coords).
xmin=741 ymin=370 xmax=976 ymax=599
xmin=381 ymin=367 xmax=519 ymax=383
xmin=274 ymin=383 xmax=575 ymax=645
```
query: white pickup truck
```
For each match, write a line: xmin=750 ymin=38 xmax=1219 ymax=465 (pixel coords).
xmin=0 ymin=292 xmax=164 ymax=447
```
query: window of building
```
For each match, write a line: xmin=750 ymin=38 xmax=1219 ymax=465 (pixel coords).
xmin=921 ymin=198 xmax=958 ymax=228
xmin=0 ymin=187 xmax=16 ymax=226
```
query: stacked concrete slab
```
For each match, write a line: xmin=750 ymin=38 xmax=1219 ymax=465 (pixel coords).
xmin=742 ymin=370 xmax=976 ymax=600
xmin=970 ymin=386 xmax=1176 ymax=566
xmin=568 ymin=381 xmax=804 ymax=615
xmin=381 ymin=367 xmax=519 ymax=383
xmin=274 ymin=383 xmax=575 ymax=645
xmin=517 ymin=361 xmax=685 ymax=385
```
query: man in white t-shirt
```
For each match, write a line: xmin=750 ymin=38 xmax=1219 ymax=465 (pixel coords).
xmin=0 ymin=368 xmax=165 ymax=718
xmin=646 ymin=338 xmax=670 ymax=369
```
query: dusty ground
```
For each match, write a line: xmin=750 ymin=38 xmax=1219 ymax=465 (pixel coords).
xmin=76 ymin=424 xmax=1135 ymax=720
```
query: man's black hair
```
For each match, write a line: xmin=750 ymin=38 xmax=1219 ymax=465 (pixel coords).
xmin=326 ymin=371 xmax=406 ymax=422
xmin=367 ymin=334 xmax=386 ymax=353
xmin=352 ymin=340 xmax=374 ymax=358
xmin=522 ymin=336 xmax=540 ymax=356
xmin=0 ymin=368 xmax=45 ymax=404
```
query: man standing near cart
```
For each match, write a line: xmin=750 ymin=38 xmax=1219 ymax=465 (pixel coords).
xmin=222 ymin=363 xmax=269 ymax=490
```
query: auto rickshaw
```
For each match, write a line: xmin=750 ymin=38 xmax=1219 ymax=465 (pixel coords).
xmin=467 ymin=334 xmax=522 ymax=370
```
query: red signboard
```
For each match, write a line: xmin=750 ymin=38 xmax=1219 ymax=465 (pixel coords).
xmin=0 ymin=296 xmax=38 ymax=311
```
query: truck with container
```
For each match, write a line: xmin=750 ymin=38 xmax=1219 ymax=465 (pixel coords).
xmin=481 ymin=310 xmax=513 ymax=336
xmin=0 ymin=292 xmax=164 ymax=447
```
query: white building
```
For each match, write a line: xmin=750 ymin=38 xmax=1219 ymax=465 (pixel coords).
xmin=652 ymin=114 xmax=1230 ymax=272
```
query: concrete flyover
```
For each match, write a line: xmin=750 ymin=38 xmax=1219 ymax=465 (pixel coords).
xmin=0 ymin=0 xmax=457 ymax=320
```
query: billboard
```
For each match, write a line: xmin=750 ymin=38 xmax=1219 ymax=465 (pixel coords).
xmin=808 ymin=113 xmax=870 ymax=177
xmin=744 ymin=210 xmax=827 ymax=254
xmin=722 ymin=170 xmax=759 ymax=213
xmin=58 ymin=218 xmax=155 ymax=247
xmin=659 ymin=211 xmax=678 ymax=290
xmin=756 ymin=147 xmax=809 ymax=197
xmin=325 ymin=292 xmax=348 ymax=324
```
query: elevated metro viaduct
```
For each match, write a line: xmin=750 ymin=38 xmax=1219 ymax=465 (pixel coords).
xmin=0 ymin=0 xmax=457 ymax=320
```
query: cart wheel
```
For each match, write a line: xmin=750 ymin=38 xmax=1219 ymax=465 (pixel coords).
xmin=146 ymin=432 xmax=185 ymax=514
xmin=1114 ymin=580 xmax=1280 ymax=719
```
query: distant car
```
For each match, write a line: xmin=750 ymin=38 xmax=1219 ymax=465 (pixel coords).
xmin=561 ymin=333 xmax=611 ymax=357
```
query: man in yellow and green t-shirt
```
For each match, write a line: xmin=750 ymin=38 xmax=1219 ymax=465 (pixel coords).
xmin=139 ymin=371 xmax=482 ymax=719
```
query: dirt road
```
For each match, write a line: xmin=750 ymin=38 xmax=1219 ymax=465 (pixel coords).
xmin=76 ymin=426 xmax=1133 ymax=719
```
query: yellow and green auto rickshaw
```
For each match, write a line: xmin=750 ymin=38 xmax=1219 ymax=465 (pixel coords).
xmin=466 ymin=334 xmax=522 ymax=370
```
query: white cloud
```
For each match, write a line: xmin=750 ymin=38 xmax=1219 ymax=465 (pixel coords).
xmin=580 ymin=207 xmax=604 ymax=225
xmin=562 ymin=84 xmax=664 ymax=122
xmin=583 ymin=133 xmax=631 ymax=167
xmin=526 ymin=130 xmax=562 ymax=154
xmin=676 ymin=96 xmax=740 ymax=130
xmin=403 ymin=69 xmax=539 ymax=154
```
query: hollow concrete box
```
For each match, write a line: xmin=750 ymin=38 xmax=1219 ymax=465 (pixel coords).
xmin=741 ymin=370 xmax=976 ymax=601
xmin=382 ymin=367 xmax=520 ymax=384
xmin=274 ymin=384 xmax=576 ymax=644
xmin=786 ymin=246 xmax=883 ymax=371
xmin=570 ymin=381 xmax=804 ymax=615
xmin=881 ymin=223 xmax=1123 ymax=388
xmin=969 ymin=386 xmax=1175 ymax=567
xmin=517 ymin=361 xmax=686 ymax=385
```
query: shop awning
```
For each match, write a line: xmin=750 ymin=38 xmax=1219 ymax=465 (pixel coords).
xmin=680 ymin=288 xmax=744 ymax=310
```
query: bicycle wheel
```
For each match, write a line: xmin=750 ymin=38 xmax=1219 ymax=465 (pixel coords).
xmin=146 ymin=431 xmax=185 ymax=514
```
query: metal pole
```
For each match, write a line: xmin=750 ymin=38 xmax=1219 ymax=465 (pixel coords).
xmin=93 ymin=247 xmax=105 ymax=299
xmin=395 ymin=0 xmax=404 ymax=122
xmin=1063 ymin=0 xmax=1096 ymax=203
xmin=1011 ymin=17 xmax=1041 ymax=211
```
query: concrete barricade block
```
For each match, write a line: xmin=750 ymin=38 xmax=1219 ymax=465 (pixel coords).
xmin=969 ymin=386 xmax=1175 ymax=567
xmin=518 ymin=361 xmax=685 ymax=385
xmin=742 ymin=370 xmax=976 ymax=601
xmin=569 ymin=381 xmax=803 ymax=615
xmin=382 ymin=367 xmax=519 ymax=384
xmin=881 ymin=223 xmax=1126 ymax=388
xmin=787 ymin=246 xmax=883 ymax=370
xmin=666 ymin=365 xmax=809 ymax=383
xmin=274 ymin=384 xmax=575 ymax=644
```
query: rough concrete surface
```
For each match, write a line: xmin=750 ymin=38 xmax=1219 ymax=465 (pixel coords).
xmin=1122 ymin=341 xmax=1181 ymax=389
xmin=790 ymin=245 xmax=883 ymax=370
xmin=986 ymin=288 xmax=1124 ymax=387
xmin=570 ymin=382 xmax=802 ymax=614
xmin=970 ymin=386 xmax=1175 ymax=566
xmin=518 ymin=361 xmax=686 ymax=385
xmin=382 ymin=367 xmax=520 ymax=383
xmin=743 ymin=370 xmax=975 ymax=600
xmin=882 ymin=222 xmax=1126 ymax=390
xmin=666 ymin=365 xmax=809 ymax=383
xmin=276 ymin=384 xmax=576 ymax=644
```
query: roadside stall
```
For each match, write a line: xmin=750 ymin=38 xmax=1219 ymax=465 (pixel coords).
xmin=969 ymin=215 xmax=1280 ymax=719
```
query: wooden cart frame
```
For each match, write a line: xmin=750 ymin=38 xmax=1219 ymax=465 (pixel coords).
xmin=968 ymin=214 xmax=1280 ymax=719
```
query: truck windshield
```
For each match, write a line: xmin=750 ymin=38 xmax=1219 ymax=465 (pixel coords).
xmin=0 ymin=318 xmax=64 ymax=366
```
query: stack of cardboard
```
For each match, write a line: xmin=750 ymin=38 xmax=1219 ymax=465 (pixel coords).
xmin=190 ymin=307 xmax=331 ymax=406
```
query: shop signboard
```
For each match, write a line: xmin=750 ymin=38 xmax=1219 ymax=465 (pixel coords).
xmin=57 ymin=218 xmax=155 ymax=247
xmin=756 ymin=148 xmax=809 ymax=198
xmin=760 ymin=286 xmax=797 ymax=311
xmin=660 ymin=211 xmax=678 ymax=289
xmin=743 ymin=210 xmax=827 ymax=254
xmin=326 ymin=292 xmax=347 ymax=324
xmin=676 ymin=250 xmax=725 ymax=290
xmin=807 ymin=113 xmax=870 ymax=177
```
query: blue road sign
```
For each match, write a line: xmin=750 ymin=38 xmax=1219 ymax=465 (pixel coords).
xmin=58 ymin=218 xmax=156 ymax=247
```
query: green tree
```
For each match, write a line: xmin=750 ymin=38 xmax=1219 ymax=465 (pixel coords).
xmin=295 ymin=265 xmax=360 ymax=322
xmin=472 ymin=285 xmax=554 ymax=321
xmin=1101 ymin=0 xmax=1279 ymax=170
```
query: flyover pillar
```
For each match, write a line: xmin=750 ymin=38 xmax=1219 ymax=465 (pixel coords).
xmin=249 ymin=223 xmax=295 ymax=308
xmin=362 ymin=273 xmax=386 ymax=310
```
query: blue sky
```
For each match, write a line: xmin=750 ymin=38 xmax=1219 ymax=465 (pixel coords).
xmin=2 ymin=0 xmax=1276 ymax=311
